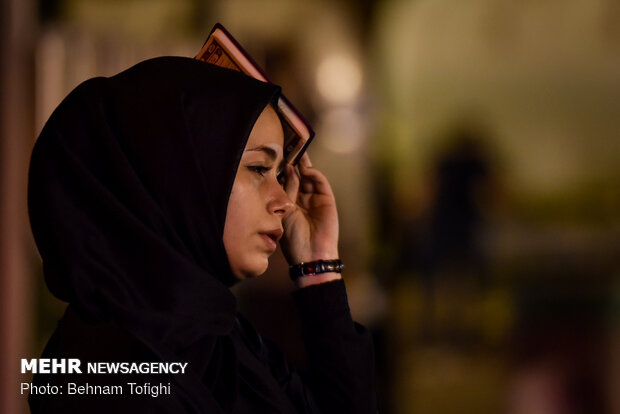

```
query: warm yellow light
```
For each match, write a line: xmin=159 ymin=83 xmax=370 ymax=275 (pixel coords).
xmin=315 ymin=54 xmax=362 ymax=104
xmin=317 ymin=108 xmax=365 ymax=154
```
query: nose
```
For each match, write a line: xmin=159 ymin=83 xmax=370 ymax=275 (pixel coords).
xmin=267 ymin=183 xmax=294 ymax=217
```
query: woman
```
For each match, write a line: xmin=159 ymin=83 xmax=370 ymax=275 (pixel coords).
xmin=27 ymin=56 xmax=376 ymax=413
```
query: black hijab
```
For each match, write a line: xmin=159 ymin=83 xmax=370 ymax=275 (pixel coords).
xmin=28 ymin=56 xmax=281 ymax=353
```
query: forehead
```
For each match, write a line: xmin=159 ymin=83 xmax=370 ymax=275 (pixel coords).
xmin=246 ymin=105 xmax=284 ymax=149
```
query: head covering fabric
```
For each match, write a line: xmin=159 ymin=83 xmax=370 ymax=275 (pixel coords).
xmin=28 ymin=56 xmax=281 ymax=352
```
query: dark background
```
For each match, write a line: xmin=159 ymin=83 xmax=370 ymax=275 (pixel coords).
xmin=2 ymin=0 xmax=619 ymax=413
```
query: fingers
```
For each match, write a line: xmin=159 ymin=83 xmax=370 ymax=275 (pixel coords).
xmin=297 ymin=160 xmax=334 ymax=197
xmin=297 ymin=153 xmax=316 ymax=193
xmin=298 ymin=153 xmax=313 ymax=168
xmin=283 ymin=164 xmax=299 ymax=202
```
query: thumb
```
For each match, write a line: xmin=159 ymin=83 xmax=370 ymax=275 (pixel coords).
xmin=283 ymin=164 xmax=299 ymax=203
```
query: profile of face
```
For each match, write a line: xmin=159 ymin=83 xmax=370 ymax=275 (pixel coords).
xmin=223 ymin=105 xmax=294 ymax=280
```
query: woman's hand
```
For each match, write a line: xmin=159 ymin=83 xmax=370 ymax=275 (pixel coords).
xmin=280 ymin=154 xmax=339 ymax=266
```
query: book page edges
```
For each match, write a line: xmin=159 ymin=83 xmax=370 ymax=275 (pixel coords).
xmin=195 ymin=26 xmax=313 ymax=143
xmin=211 ymin=29 xmax=268 ymax=82
xmin=276 ymin=98 xmax=311 ymax=140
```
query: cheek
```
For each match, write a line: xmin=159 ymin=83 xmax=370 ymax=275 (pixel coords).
xmin=226 ymin=173 xmax=269 ymax=221
xmin=226 ymin=179 xmax=259 ymax=231
xmin=222 ymin=177 xmax=269 ymax=278
xmin=223 ymin=184 xmax=250 ymax=252
xmin=223 ymin=188 xmax=246 ymax=277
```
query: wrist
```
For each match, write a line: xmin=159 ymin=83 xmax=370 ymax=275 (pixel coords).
xmin=295 ymin=272 xmax=342 ymax=288
xmin=289 ymin=250 xmax=339 ymax=265
xmin=289 ymin=259 xmax=344 ymax=286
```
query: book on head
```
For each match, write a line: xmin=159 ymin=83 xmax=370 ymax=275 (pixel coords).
xmin=195 ymin=23 xmax=314 ymax=167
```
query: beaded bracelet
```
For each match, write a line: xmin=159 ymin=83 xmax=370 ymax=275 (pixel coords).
xmin=289 ymin=259 xmax=344 ymax=281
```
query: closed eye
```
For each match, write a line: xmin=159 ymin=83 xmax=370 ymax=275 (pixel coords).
xmin=248 ymin=166 xmax=270 ymax=176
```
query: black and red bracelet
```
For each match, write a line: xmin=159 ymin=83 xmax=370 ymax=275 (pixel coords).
xmin=289 ymin=259 xmax=344 ymax=281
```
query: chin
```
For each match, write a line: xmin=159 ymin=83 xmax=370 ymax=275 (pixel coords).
xmin=235 ymin=257 xmax=269 ymax=280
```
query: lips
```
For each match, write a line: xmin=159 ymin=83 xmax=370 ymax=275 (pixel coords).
xmin=258 ymin=228 xmax=283 ymax=251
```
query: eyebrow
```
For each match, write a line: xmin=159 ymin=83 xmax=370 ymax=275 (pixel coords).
xmin=245 ymin=145 xmax=281 ymax=161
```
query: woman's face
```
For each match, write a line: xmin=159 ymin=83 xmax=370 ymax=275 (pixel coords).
xmin=223 ymin=105 xmax=294 ymax=280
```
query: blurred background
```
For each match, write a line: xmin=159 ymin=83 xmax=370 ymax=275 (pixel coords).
xmin=2 ymin=0 xmax=619 ymax=413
